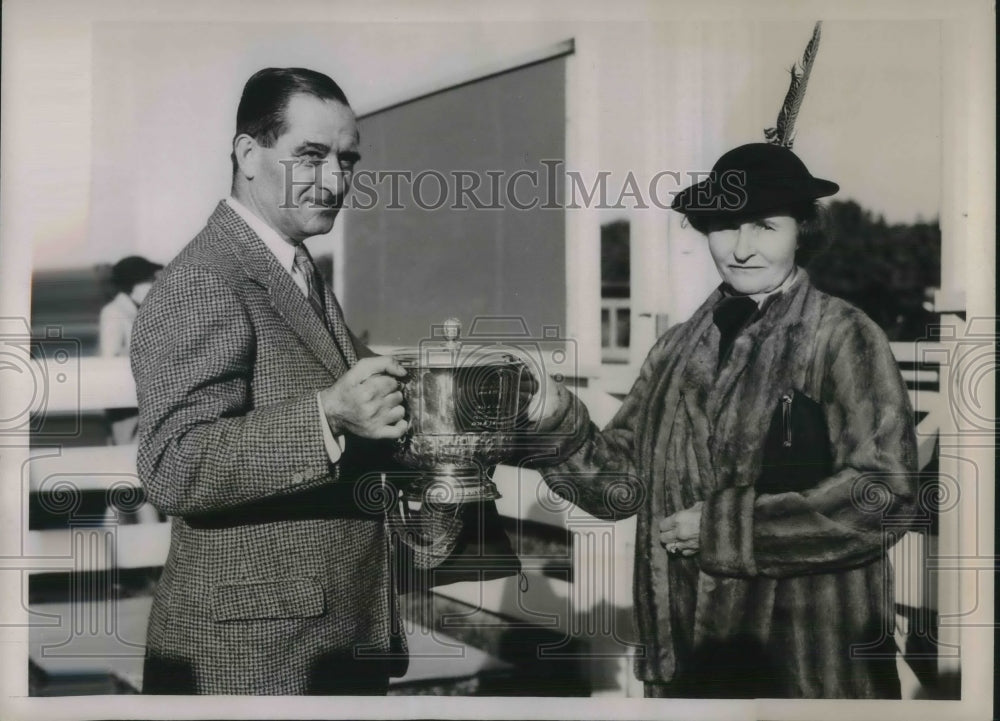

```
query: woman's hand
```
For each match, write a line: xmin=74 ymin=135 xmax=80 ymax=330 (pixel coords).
xmin=659 ymin=502 xmax=703 ymax=557
xmin=524 ymin=372 xmax=571 ymax=433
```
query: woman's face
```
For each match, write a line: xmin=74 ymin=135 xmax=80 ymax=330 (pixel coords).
xmin=706 ymin=214 xmax=798 ymax=295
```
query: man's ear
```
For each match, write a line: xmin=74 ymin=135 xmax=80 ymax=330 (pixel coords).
xmin=233 ymin=134 xmax=258 ymax=180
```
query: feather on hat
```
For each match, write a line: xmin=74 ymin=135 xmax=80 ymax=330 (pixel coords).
xmin=672 ymin=22 xmax=838 ymax=221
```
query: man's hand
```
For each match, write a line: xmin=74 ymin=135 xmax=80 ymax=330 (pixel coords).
xmin=659 ymin=501 xmax=703 ymax=557
xmin=319 ymin=356 xmax=409 ymax=439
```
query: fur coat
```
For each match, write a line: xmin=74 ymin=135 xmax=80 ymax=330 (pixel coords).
xmin=536 ymin=272 xmax=917 ymax=698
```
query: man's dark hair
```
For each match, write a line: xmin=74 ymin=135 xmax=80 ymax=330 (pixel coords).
xmin=230 ymin=67 xmax=350 ymax=174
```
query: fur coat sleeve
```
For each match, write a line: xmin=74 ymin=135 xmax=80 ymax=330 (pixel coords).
xmin=531 ymin=328 xmax=681 ymax=520
xmin=699 ymin=307 xmax=918 ymax=578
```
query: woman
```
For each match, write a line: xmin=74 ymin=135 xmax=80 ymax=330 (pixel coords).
xmin=99 ymin=255 xmax=162 ymax=359
xmin=99 ymin=256 xmax=162 ymax=447
xmin=99 ymin=256 xmax=164 ymax=526
xmin=529 ymin=143 xmax=917 ymax=698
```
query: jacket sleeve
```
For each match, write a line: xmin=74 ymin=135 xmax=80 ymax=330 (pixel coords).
xmin=698 ymin=311 xmax=918 ymax=578
xmin=529 ymin=337 xmax=671 ymax=521
xmin=131 ymin=264 xmax=334 ymax=517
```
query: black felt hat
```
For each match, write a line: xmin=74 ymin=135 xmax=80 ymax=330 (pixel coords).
xmin=671 ymin=143 xmax=839 ymax=220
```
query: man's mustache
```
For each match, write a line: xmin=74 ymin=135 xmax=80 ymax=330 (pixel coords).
xmin=300 ymin=193 xmax=344 ymax=209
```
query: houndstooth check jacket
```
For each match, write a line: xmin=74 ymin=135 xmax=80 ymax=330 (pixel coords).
xmin=130 ymin=201 xmax=406 ymax=694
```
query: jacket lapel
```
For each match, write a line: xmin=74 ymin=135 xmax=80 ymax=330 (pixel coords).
xmin=706 ymin=277 xmax=816 ymax=486
xmin=207 ymin=201 xmax=349 ymax=378
xmin=320 ymin=277 xmax=358 ymax=366
xmin=707 ymin=275 xmax=809 ymax=429
xmin=643 ymin=290 xmax=721 ymax=514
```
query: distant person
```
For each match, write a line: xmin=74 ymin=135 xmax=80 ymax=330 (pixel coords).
xmin=99 ymin=256 xmax=162 ymax=358
xmin=99 ymin=256 xmax=163 ymax=526
xmin=99 ymin=256 xmax=163 ymax=446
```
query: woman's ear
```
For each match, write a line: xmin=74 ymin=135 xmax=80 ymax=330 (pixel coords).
xmin=232 ymin=134 xmax=257 ymax=180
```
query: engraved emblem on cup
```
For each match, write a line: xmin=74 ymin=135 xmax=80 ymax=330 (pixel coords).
xmin=392 ymin=318 xmax=527 ymax=506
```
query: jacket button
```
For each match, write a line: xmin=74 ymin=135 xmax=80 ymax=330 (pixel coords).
xmin=292 ymin=471 xmax=305 ymax=484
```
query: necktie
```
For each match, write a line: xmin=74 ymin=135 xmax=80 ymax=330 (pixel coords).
xmin=712 ymin=295 xmax=759 ymax=367
xmin=293 ymin=244 xmax=357 ymax=366
xmin=293 ymin=245 xmax=327 ymax=322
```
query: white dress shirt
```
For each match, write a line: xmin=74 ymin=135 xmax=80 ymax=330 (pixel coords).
xmin=748 ymin=266 xmax=802 ymax=306
xmin=226 ymin=196 xmax=346 ymax=464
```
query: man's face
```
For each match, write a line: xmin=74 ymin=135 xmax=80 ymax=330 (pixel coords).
xmin=247 ymin=94 xmax=360 ymax=244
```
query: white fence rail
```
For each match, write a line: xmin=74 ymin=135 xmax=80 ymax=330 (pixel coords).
xmin=26 ymin=347 xmax=944 ymax=653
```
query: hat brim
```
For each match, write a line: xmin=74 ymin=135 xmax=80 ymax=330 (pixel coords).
xmin=672 ymin=176 xmax=839 ymax=218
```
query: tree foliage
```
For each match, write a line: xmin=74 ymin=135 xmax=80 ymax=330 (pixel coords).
xmin=805 ymin=200 xmax=941 ymax=341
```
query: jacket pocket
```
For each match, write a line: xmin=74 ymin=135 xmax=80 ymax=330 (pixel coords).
xmin=211 ymin=577 xmax=325 ymax=622
xmin=756 ymin=389 xmax=833 ymax=495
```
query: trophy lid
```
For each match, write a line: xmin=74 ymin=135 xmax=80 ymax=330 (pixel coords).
xmin=393 ymin=318 xmax=524 ymax=369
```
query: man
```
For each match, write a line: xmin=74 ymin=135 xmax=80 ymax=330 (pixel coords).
xmin=131 ymin=68 xmax=409 ymax=695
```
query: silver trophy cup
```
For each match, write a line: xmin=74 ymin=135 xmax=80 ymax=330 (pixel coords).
xmin=388 ymin=319 xmax=527 ymax=567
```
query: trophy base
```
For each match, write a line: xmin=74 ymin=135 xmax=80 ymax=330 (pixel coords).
xmin=402 ymin=465 xmax=501 ymax=505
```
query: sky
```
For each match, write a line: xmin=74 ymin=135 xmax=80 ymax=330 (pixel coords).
xmin=785 ymin=20 xmax=942 ymax=224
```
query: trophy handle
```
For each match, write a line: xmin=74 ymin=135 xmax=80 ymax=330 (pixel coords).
xmin=512 ymin=354 xmax=532 ymax=424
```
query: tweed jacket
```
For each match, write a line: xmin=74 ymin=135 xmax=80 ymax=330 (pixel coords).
xmin=538 ymin=272 xmax=917 ymax=698
xmin=130 ymin=201 xmax=405 ymax=694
